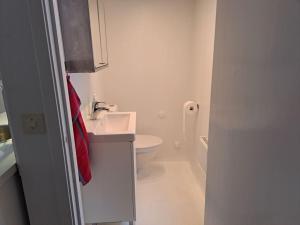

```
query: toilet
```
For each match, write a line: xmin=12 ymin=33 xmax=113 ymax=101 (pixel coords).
xmin=135 ymin=135 xmax=163 ymax=170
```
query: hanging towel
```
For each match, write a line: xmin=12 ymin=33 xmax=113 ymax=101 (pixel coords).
xmin=67 ymin=75 xmax=92 ymax=185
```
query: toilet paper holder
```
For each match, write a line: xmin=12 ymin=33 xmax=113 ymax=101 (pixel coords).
xmin=183 ymin=101 xmax=199 ymax=141
xmin=187 ymin=104 xmax=199 ymax=112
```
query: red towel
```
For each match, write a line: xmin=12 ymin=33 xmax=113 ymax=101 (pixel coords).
xmin=67 ymin=75 xmax=92 ymax=185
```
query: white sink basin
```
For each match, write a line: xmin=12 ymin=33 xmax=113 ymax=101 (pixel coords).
xmin=85 ymin=112 xmax=136 ymax=142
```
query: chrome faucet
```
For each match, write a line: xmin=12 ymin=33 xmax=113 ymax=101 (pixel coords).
xmin=90 ymin=100 xmax=109 ymax=120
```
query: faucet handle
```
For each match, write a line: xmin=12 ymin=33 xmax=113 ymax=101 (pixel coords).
xmin=93 ymin=101 xmax=110 ymax=113
xmin=94 ymin=102 xmax=107 ymax=111
xmin=94 ymin=101 xmax=106 ymax=108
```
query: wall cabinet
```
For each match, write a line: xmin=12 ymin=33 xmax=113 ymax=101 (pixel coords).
xmin=58 ymin=0 xmax=108 ymax=73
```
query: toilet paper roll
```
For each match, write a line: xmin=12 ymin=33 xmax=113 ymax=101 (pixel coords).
xmin=183 ymin=101 xmax=199 ymax=141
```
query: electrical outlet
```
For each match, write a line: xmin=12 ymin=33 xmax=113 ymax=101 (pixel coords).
xmin=158 ymin=110 xmax=166 ymax=119
xmin=22 ymin=113 xmax=47 ymax=134
xmin=174 ymin=141 xmax=181 ymax=150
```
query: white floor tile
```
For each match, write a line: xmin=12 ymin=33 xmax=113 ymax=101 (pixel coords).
xmin=136 ymin=161 xmax=205 ymax=225
xmin=98 ymin=161 xmax=205 ymax=225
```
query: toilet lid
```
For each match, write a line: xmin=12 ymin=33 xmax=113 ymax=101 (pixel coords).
xmin=135 ymin=135 xmax=163 ymax=150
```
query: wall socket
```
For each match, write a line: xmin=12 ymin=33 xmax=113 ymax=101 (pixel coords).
xmin=158 ymin=110 xmax=166 ymax=119
xmin=174 ymin=141 xmax=181 ymax=149
xmin=22 ymin=113 xmax=47 ymax=134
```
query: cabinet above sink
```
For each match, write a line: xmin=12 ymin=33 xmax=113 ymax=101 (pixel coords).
xmin=58 ymin=0 xmax=108 ymax=73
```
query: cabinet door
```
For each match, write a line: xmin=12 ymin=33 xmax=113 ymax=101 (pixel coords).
xmin=58 ymin=0 xmax=108 ymax=73
xmin=81 ymin=141 xmax=135 ymax=223
xmin=88 ymin=0 xmax=108 ymax=70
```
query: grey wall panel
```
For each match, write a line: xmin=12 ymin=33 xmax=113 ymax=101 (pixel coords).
xmin=205 ymin=0 xmax=300 ymax=224
xmin=0 ymin=172 xmax=29 ymax=225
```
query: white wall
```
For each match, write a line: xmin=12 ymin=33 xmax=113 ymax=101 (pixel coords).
xmin=73 ymin=0 xmax=196 ymax=161
xmin=0 ymin=81 xmax=6 ymax=113
xmin=192 ymin=0 xmax=216 ymax=137
xmin=205 ymin=0 xmax=300 ymax=224
xmin=0 ymin=95 xmax=5 ymax=113
xmin=69 ymin=74 xmax=105 ymax=116
xmin=189 ymin=0 xmax=217 ymax=193
xmin=71 ymin=0 xmax=217 ymax=164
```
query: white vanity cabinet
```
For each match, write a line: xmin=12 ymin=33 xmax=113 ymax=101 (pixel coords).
xmin=82 ymin=140 xmax=136 ymax=224
xmin=81 ymin=112 xmax=136 ymax=224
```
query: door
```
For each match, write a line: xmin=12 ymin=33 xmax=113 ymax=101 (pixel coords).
xmin=205 ymin=0 xmax=300 ymax=225
xmin=0 ymin=0 xmax=84 ymax=224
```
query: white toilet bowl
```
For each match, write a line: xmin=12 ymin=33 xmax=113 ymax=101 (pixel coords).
xmin=135 ymin=135 xmax=163 ymax=170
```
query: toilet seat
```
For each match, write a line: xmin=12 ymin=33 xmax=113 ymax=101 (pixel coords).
xmin=135 ymin=135 xmax=162 ymax=153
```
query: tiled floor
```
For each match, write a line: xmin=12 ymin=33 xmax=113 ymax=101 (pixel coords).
xmin=100 ymin=161 xmax=205 ymax=225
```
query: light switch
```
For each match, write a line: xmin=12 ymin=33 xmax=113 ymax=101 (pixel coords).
xmin=22 ymin=113 xmax=47 ymax=134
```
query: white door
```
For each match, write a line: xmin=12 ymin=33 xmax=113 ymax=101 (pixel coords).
xmin=205 ymin=0 xmax=300 ymax=225
xmin=0 ymin=0 xmax=84 ymax=224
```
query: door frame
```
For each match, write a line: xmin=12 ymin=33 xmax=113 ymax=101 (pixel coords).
xmin=0 ymin=0 xmax=84 ymax=224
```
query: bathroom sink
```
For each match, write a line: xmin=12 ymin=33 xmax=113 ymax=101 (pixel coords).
xmin=82 ymin=112 xmax=137 ymax=223
xmin=85 ymin=112 xmax=136 ymax=142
